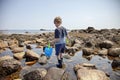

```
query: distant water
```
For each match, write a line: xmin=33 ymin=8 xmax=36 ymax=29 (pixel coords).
xmin=0 ymin=30 xmax=54 ymax=34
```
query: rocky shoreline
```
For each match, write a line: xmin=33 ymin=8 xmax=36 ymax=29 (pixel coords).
xmin=0 ymin=27 xmax=120 ymax=80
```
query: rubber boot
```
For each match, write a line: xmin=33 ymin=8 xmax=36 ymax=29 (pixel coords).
xmin=56 ymin=60 xmax=62 ymax=68
xmin=61 ymin=58 xmax=63 ymax=63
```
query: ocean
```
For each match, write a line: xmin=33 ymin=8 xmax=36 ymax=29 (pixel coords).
xmin=0 ymin=30 xmax=54 ymax=34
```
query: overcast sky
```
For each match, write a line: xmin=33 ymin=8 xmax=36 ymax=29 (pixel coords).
xmin=0 ymin=0 xmax=120 ymax=30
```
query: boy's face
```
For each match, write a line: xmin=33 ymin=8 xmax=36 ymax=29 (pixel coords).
xmin=54 ymin=22 xmax=61 ymax=27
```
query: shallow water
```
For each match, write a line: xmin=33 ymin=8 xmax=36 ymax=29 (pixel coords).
xmin=0 ymin=44 xmax=120 ymax=80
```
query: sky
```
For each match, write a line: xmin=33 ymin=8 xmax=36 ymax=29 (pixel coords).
xmin=0 ymin=0 xmax=120 ymax=30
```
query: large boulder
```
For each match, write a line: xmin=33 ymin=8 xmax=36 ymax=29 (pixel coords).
xmin=25 ymin=50 xmax=40 ymax=61
xmin=44 ymin=67 xmax=65 ymax=80
xmin=12 ymin=47 xmax=24 ymax=53
xmin=77 ymin=69 xmax=109 ymax=80
xmin=111 ymin=59 xmax=120 ymax=70
xmin=23 ymin=68 xmax=47 ymax=80
xmin=0 ymin=56 xmax=21 ymax=78
xmin=13 ymin=52 xmax=25 ymax=60
xmin=108 ymin=48 xmax=120 ymax=57
xmin=74 ymin=63 xmax=110 ymax=80
xmin=38 ymin=54 xmax=47 ymax=65
xmin=98 ymin=40 xmax=113 ymax=49
xmin=82 ymin=48 xmax=94 ymax=56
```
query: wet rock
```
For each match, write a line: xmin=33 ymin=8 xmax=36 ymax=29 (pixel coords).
xmin=111 ymin=59 xmax=120 ymax=69
xmin=98 ymin=40 xmax=113 ymax=49
xmin=25 ymin=50 xmax=40 ymax=61
xmin=23 ymin=68 xmax=47 ymax=80
xmin=38 ymin=54 xmax=47 ymax=65
xmin=74 ymin=63 xmax=110 ymax=80
xmin=65 ymin=46 xmax=77 ymax=56
xmin=77 ymin=69 xmax=109 ymax=80
xmin=83 ymin=55 xmax=93 ymax=61
xmin=63 ymin=54 xmax=72 ymax=59
xmin=26 ymin=44 xmax=32 ymax=49
xmin=82 ymin=48 xmax=94 ymax=56
xmin=108 ymin=48 xmax=120 ymax=57
xmin=98 ymin=48 xmax=108 ymax=56
xmin=0 ymin=56 xmax=21 ymax=78
xmin=61 ymin=71 xmax=74 ymax=80
xmin=44 ymin=67 xmax=65 ymax=80
xmin=13 ymin=52 xmax=25 ymax=60
xmin=74 ymin=63 xmax=96 ymax=71
xmin=12 ymin=47 xmax=24 ymax=53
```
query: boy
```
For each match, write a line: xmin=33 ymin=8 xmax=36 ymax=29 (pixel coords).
xmin=52 ymin=16 xmax=68 ymax=68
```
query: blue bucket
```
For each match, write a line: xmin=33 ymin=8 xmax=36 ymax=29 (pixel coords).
xmin=44 ymin=47 xmax=53 ymax=57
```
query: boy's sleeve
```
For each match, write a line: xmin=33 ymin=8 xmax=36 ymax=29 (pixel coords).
xmin=55 ymin=29 xmax=60 ymax=38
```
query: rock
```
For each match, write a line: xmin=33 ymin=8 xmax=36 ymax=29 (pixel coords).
xmin=23 ymin=68 xmax=47 ymax=80
xmin=82 ymin=48 xmax=94 ymax=56
xmin=73 ymin=44 xmax=81 ymax=50
xmin=26 ymin=44 xmax=32 ymax=49
xmin=0 ymin=41 xmax=8 ymax=49
xmin=85 ymin=41 xmax=93 ymax=48
xmin=36 ymin=38 xmax=45 ymax=43
xmin=74 ymin=63 xmax=96 ymax=71
xmin=9 ymin=44 xmax=18 ymax=50
xmin=108 ymin=48 xmax=120 ymax=57
xmin=63 ymin=54 xmax=72 ymax=59
xmin=25 ymin=50 xmax=40 ymax=61
xmin=111 ymin=59 xmax=120 ymax=70
xmin=74 ymin=63 xmax=110 ymax=80
xmin=98 ymin=48 xmax=108 ymax=56
xmin=13 ymin=52 xmax=25 ymax=60
xmin=61 ymin=71 xmax=74 ymax=80
xmin=0 ymin=56 xmax=21 ymax=78
xmin=12 ymin=47 xmax=24 ymax=53
xmin=65 ymin=47 xmax=78 ymax=54
xmin=77 ymin=69 xmax=109 ymax=80
xmin=24 ymin=41 xmax=33 ymax=45
xmin=86 ymin=27 xmax=95 ymax=33
xmin=8 ymin=39 xmax=18 ymax=46
xmin=44 ymin=67 xmax=65 ymax=80
xmin=83 ymin=55 xmax=93 ymax=61
xmin=98 ymin=40 xmax=113 ymax=49
xmin=38 ymin=54 xmax=47 ymax=65
xmin=18 ymin=42 xmax=24 ymax=47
